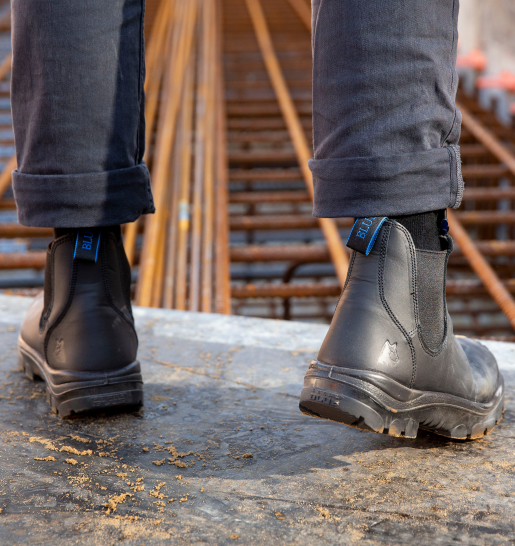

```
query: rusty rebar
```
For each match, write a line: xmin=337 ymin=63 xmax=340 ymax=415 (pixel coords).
xmin=244 ymin=0 xmax=349 ymax=285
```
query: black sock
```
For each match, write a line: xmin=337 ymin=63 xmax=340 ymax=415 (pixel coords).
xmin=54 ymin=225 xmax=122 ymax=241
xmin=391 ymin=210 xmax=445 ymax=251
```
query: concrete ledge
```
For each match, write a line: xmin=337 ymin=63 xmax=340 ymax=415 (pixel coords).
xmin=0 ymin=295 xmax=514 ymax=544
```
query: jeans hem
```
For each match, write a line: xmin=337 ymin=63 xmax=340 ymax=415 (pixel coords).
xmin=13 ymin=163 xmax=155 ymax=227
xmin=309 ymin=146 xmax=463 ymax=217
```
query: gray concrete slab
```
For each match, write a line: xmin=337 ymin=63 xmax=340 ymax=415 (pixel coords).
xmin=0 ymin=294 xmax=514 ymax=545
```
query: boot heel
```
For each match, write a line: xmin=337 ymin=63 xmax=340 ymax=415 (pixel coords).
xmin=299 ymin=380 xmax=420 ymax=439
xmin=19 ymin=349 xmax=40 ymax=381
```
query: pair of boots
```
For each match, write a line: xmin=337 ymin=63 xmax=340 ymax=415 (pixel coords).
xmin=18 ymin=220 xmax=504 ymax=440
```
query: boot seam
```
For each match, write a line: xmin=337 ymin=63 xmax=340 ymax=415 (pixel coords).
xmin=334 ymin=250 xmax=356 ymax=309
xmin=115 ymin=237 xmax=134 ymax=318
xmin=100 ymin=239 xmax=138 ymax=336
xmin=44 ymin=260 xmax=79 ymax=364
xmin=42 ymin=235 xmax=72 ymax=329
xmin=378 ymin=222 xmax=417 ymax=388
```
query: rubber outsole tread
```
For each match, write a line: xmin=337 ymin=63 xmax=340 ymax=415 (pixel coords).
xmin=299 ymin=379 xmax=504 ymax=441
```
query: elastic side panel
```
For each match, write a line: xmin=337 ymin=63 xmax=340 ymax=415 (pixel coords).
xmin=416 ymin=250 xmax=446 ymax=352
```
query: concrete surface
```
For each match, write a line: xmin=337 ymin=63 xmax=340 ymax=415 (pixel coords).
xmin=0 ymin=294 xmax=514 ymax=545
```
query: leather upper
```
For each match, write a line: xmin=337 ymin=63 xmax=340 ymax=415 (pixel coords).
xmin=317 ymin=220 xmax=500 ymax=403
xmin=20 ymin=230 xmax=138 ymax=373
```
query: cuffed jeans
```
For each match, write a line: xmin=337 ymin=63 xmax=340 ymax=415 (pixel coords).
xmin=310 ymin=0 xmax=464 ymax=218
xmin=11 ymin=0 xmax=154 ymax=227
xmin=11 ymin=0 xmax=462 ymax=227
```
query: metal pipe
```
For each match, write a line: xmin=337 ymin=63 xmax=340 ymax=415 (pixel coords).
xmin=137 ymin=0 xmax=199 ymax=307
xmin=173 ymin=55 xmax=196 ymax=311
xmin=201 ymin=0 xmax=217 ymax=312
xmin=244 ymin=0 xmax=349 ymax=285
xmin=189 ymin=0 xmax=207 ymax=312
xmin=214 ymin=0 xmax=232 ymax=315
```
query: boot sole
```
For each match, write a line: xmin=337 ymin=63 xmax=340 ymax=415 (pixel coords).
xmin=299 ymin=361 xmax=504 ymax=440
xmin=18 ymin=336 xmax=143 ymax=418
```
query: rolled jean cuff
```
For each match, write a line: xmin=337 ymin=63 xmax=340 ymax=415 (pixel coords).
xmin=309 ymin=145 xmax=464 ymax=218
xmin=12 ymin=163 xmax=155 ymax=227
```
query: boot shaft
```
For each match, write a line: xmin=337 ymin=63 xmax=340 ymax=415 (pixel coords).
xmin=36 ymin=228 xmax=138 ymax=372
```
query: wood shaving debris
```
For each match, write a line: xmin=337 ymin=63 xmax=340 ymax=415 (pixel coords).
xmin=29 ymin=436 xmax=58 ymax=451
xmin=68 ymin=476 xmax=90 ymax=485
xmin=315 ymin=507 xmax=340 ymax=521
xmin=150 ymin=491 xmax=165 ymax=499
xmin=34 ymin=456 xmax=56 ymax=462
xmin=230 ymin=535 xmax=240 ymax=540
xmin=65 ymin=458 xmax=78 ymax=465
xmin=60 ymin=446 xmax=92 ymax=456
xmin=70 ymin=435 xmax=92 ymax=444
xmin=152 ymin=459 xmax=165 ymax=466
xmin=142 ymin=447 xmax=149 ymax=452
xmin=275 ymin=512 xmax=285 ymax=520
xmin=104 ymin=493 xmax=133 ymax=515
xmin=242 ymin=453 xmax=253 ymax=459
xmin=169 ymin=459 xmax=188 ymax=468
xmin=167 ymin=443 xmax=193 ymax=460
xmin=150 ymin=395 xmax=170 ymax=403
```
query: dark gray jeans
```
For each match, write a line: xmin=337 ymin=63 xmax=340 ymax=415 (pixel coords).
xmin=11 ymin=0 xmax=461 ymax=227
xmin=310 ymin=0 xmax=463 ymax=217
xmin=11 ymin=0 xmax=154 ymax=227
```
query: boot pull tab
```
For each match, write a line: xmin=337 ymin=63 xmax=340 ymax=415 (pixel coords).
xmin=73 ymin=229 xmax=101 ymax=262
xmin=346 ymin=217 xmax=388 ymax=256
xmin=439 ymin=209 xmax=449 ymax=235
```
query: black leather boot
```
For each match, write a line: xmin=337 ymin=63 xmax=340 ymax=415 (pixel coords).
xmin=18 ymin=227 xmax=143 ymax=417
xmin=299 ymin=218 xmax=504 ymax=440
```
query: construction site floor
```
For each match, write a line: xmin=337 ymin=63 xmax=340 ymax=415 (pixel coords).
xmin=0 ymin=294 xmax=514 ymax=545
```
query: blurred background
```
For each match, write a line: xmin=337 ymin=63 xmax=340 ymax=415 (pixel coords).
xmin=0 ymin=0 xmax=514 ymax=340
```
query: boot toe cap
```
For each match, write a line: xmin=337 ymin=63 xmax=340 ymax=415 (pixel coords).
xmin=456 ymin=336 xmax=501 ymax=403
